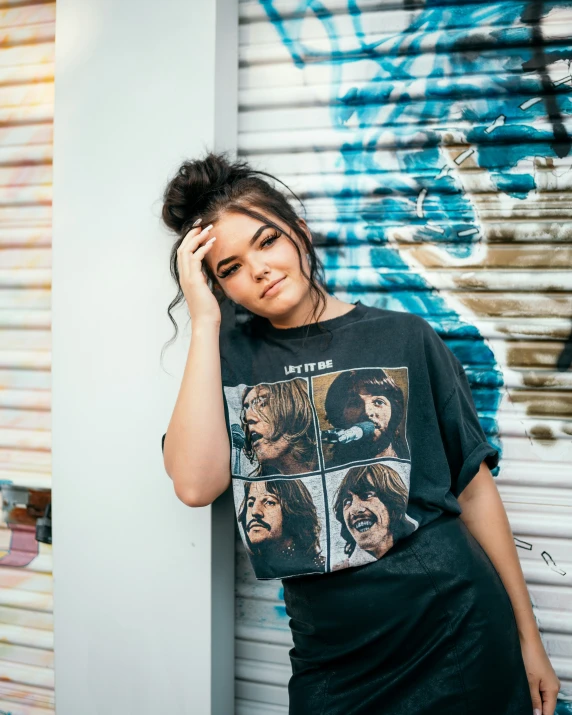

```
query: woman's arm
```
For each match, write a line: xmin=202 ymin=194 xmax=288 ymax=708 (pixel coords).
xmin=163 ymin=320 xmax=231 ymax=507
xmin=458 ymin=462 xmax=539 ymax=641
xmin=458 ymin=461 xmax=561 ymax=714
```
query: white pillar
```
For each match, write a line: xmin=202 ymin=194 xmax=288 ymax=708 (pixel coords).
xmin=52 ymin=1 xmax=237 ymax=712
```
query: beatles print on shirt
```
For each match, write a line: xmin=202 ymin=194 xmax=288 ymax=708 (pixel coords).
xmin=224 ymin=367 xmax=420 ymax=580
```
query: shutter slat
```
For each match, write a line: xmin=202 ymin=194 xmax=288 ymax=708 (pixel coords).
xmin=0 ymin=3 xmax=54 ymax=709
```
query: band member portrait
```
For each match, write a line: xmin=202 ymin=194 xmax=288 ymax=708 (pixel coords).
xmin=239 ymin=378 xmax=319 ymax=477
xmin=323 ymin=368 xmax=410 ymax=466
xmin=237 ymin=479 xmax=326 ymax=578
xmin=332 ymin=463 xmax=415 ymax=570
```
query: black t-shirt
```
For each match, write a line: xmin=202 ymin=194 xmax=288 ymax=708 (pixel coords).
xmin=163 ymin=300 xmax=499 ymax=581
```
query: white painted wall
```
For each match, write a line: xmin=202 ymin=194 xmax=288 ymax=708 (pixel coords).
xmin=51 ymin=1 xmax=237 ymax=713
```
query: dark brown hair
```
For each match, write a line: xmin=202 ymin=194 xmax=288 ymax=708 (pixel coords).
xmin=160 ymin=150 xmax=331 ymax=355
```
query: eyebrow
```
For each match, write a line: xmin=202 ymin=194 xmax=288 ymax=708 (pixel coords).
xmin=216 ymin=224 xmax=272 ymax=273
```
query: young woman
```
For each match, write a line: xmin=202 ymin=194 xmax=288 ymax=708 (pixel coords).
xmin=160 ymin=151 xmax=561 ymax=715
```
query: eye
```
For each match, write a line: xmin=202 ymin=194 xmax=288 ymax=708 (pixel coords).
xmin=219 ymin=264 xmax=238 ymax=279
xmin=261 ymin=231 xmax=280 ymax=248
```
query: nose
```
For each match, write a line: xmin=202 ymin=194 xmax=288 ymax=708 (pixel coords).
xmin=250 ymin=255 xmax=270 ymax=281
xmin=351 ymin=498 xmax=366 ymax=513
xmin=251 ymin=500 xmax=264 ymax=517
xmin=244 ymin=399 xmax=258 ymax=423
xmin=363 ymin=399 xmax=375 ymax=416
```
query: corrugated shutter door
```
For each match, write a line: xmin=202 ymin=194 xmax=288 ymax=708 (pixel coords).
xmin=236 ymin=1 xmax=572 ymax=713
xmin=0 ymin=2 xmax=55 ymax=713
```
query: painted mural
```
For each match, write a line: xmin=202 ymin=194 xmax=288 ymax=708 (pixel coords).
xmin=235 ymin=1 xmax=572 ymax=712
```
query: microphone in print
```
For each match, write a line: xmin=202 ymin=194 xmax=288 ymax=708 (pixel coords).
xmin=231 ymin=423 xmax=246 ymax=475
xmin=321 ymin=420 xmax=376 ymax=444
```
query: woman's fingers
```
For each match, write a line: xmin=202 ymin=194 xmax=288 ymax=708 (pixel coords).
xmin=179 ymin=223 xmax=213 ymax=253
xmin=178 ymin=233 xmax=216 ymax=285
xmin=193 ymin=236 xmax=216 ymax=261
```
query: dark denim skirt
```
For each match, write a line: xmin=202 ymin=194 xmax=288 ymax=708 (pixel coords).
xmin=282 ymin=512 xmax=533 ymax=715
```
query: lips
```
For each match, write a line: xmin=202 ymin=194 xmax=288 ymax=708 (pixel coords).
xmin=352 ymin=516 xmax=376 ymax=532
xmin=261 ymin=277 xmax=285 ymax=298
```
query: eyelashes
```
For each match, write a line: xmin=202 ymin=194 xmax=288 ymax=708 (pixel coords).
xmin=262 ymin=231 xmax=280 ymax=247
xmin=219 ymin=231 xmax=281 ymax=278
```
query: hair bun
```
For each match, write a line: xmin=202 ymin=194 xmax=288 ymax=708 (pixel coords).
xmin=161 ymin=150 xmax=252 ymax=235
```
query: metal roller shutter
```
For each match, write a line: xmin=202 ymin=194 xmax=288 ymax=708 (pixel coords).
xmin=0 ymin=2 xmax=55 ymax=714
xmin=236 ymin=1 xmax=572 ymax=713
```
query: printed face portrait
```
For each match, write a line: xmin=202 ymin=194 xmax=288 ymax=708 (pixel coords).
xmin=226 ymin=366 xmax=417 ymax=579
xmin=242 ymin=385 xmax=286 ymax=465
xmin=236 ymin=477 xmax=326 ymax=578
xmin=320 ymin=368 xmax=410 ymax=467
xmin=239 ymin=379 xmax=319 ymax=477
xmin=357 ymin=392 xmax=392 ymax=440
xmin=243 ymin=481 xmax=283 ymax=546
xmin=333 ymin=463 xmax=410 ymax=561
xmin=341 ymin=477 xmax=391 ymax=556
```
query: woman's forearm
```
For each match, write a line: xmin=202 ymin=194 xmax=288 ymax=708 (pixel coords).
xmin=163 ymin=320 xmax=231 ymax=507
xmin=457 ymin=462 xmax=541 ymax=644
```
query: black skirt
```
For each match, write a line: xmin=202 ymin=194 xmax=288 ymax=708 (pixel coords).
xmin=282 ymin=512 xmax=533 ymax=715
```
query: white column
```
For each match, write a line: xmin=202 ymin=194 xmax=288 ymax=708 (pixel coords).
xmin=51 ymin=0 xmax=237 ymax=712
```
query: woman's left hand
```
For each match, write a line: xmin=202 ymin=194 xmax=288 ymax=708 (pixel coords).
xmin=520 ymin=636 xmax=561 ymax=715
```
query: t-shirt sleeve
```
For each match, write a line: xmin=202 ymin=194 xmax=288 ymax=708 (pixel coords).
xmin=419 ymin=316 xmax=499 ymax=498
xmin=438 ymin=365 xmax=499 ymax=498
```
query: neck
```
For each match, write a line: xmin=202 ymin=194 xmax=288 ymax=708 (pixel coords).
xmin=267 ymin=292 xmax=355 ymax=331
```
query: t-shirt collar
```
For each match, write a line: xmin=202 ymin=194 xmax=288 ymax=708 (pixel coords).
xmin=257 ymin=299 xmax=367 ymax=340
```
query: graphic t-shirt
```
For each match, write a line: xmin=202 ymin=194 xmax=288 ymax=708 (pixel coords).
xmin=163 ymin=301 xmax=499 ymax=581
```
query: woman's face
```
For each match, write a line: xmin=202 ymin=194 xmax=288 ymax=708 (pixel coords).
xmin=204 ymin=210 xmax=313 ymax=323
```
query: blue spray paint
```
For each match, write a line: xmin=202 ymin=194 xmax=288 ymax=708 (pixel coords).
xmin=259 ymin=0 xmax=572 ymax=470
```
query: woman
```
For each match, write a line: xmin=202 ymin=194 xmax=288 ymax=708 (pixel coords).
xmin=160 ymin=150 xmax=560 ymax=714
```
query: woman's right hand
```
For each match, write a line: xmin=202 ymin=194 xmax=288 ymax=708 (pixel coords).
xmin=177 ymin=222 xmax=221 ymax=325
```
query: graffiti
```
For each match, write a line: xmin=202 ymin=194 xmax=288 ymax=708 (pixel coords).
xmin=255 ymin=0 xmax=572 ymax=460
xmin=542 ymin=550 xmax=568 ymax=575
xmin=232 ymin=0 xmax=572 ymax=706
xmin=522 ymin=0 xmax=572 ymax=158
xmin=515 ymin=536 xmax=534 ymax=549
